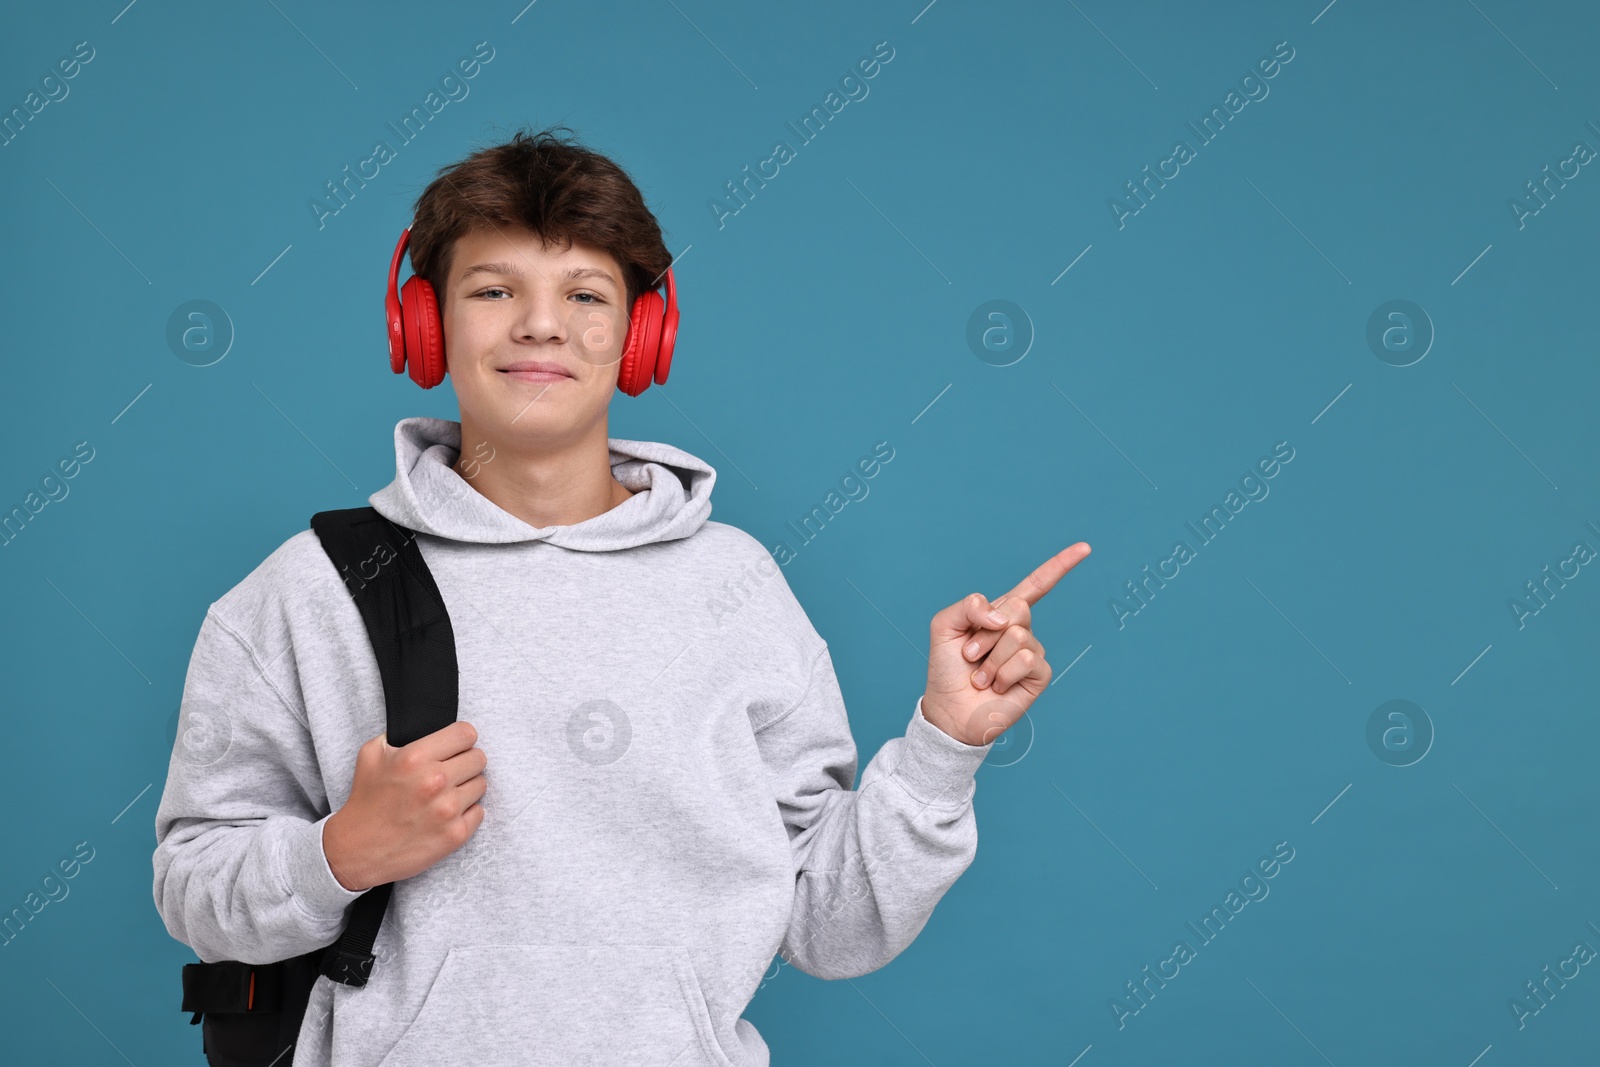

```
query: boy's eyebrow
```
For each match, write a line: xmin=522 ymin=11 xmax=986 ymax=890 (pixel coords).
xmin=458 ymin=261 xmax=619 ymax=288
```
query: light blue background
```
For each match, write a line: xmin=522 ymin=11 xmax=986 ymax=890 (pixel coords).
xmin=3 ymin=1 xmax=1598 ymax=1063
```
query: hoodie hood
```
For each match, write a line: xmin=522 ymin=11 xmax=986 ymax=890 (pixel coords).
xmin=369 ymin=416 xmax=715 ymax=552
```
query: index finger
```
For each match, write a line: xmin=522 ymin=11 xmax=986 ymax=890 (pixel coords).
xmin=400 ymin=719 xmax=479 ymax=757
xmin=999 ymin=542 xmax=1091 ymax=607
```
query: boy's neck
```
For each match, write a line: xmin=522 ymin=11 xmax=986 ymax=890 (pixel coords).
xmin=453 ymin=416 xmax=635 ymax=530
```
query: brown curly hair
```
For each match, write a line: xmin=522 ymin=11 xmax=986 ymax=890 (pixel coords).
xmin=407 ymin=125 xmax=671 ymax=310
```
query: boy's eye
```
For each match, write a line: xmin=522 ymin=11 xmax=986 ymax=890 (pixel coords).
xmin=475 ymin=288 xmax=601 ymax=302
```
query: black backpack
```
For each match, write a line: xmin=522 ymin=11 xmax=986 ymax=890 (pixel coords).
xmin=177 ymin=507 xmax=459 ymax=1067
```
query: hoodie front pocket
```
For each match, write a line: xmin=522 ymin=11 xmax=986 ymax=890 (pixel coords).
xmin=376 ymin=943 xmax=737 ymax=1067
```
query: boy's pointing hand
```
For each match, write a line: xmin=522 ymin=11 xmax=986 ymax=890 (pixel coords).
xmin=919 ymin=543 xmax=1091 ymax=748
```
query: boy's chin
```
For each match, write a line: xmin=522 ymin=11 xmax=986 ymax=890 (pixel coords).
xmin=469 ymin=399 xmax=608 ymax=443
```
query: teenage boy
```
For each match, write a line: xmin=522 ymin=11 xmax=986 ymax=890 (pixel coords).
xmin=153 ymin=126 xmax=1089 ymax=1066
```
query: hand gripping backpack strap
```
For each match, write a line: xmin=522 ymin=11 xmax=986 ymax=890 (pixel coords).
xmin=177 ymin=506 xmax=458 ymax=1067
xmin=309 ymin=505 xmax=460 ymax=986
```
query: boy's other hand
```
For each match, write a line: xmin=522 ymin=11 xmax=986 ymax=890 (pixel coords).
xmin=920 ymin=543 xmax=1091 ymax=748
xmin=323 ymin=720 xmax=488 ymax=892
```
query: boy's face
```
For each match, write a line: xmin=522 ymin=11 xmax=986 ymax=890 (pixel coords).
xmin=440 ymin=224 xmax=631 ymax=449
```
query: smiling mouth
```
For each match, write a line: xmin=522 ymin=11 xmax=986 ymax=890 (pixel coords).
xmin=500 ymin=368 xmax=574 ymax=383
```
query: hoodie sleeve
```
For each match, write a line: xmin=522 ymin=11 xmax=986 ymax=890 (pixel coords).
xmin=754 ymin=642 xmax=992 ymax=980
xmin=152 ymin=608 xmax=366 ymax=965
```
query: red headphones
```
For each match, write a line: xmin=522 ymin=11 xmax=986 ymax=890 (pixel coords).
xmin=385 ymin=225 xmax=678 ymax=396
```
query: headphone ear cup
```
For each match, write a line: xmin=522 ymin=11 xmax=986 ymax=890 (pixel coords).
xmin=654 ymin=280 xmax=678 ymax=387
xmin=618 ymin=290 xmax=663 ymax=397
xmin=400 ymin=275 xmax=446 ymax=389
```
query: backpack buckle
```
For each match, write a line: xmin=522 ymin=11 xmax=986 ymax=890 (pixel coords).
xmin=320 ymin=945 xmax=376 ymax=987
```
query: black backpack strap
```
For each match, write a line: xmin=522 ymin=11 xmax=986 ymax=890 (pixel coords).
xmin=308 ymin=506 xmax=460 ymax=987
xmin=177 ymin=506 xmax=461 ymax=1058
xmin=312 ymin=506 xmax=460 ymax=748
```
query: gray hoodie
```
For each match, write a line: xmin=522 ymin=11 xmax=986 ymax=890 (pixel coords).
xmin=153 ymin=416 xmax=993 ymax=1067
